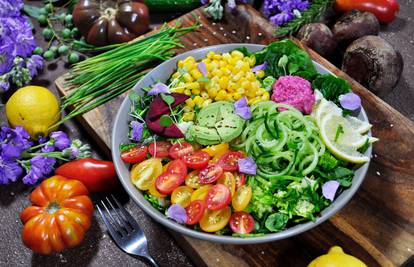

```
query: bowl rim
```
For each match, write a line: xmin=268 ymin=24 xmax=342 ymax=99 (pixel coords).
xmin=111 ymin=43 xmax=372 ymax=244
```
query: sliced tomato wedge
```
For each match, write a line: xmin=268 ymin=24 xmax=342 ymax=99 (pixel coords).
xmin=148 ymin=141 xmax=171 ymax=158
xmin=232 ymin=185 xmax=252 ymax=212
xmin=169 ymin=142 xmax=194 ymax=159
xmin=199 ymin=164 xmax=223 ymax=184
xmin=233 ymin=172 xmax=246 ymax=189
xmin=121 ymin=145 xmax=148 ymax=164
xmin=171 ymin=186 xmax=193 ymax=208
xmin=217 ymin=172 xmax=236 ymax=197
xmin=155 ymin=172 xmax=185 ymax=195
xmin=182 ymin=151 xmax=210 ymax=169
xmin=185 ymin=170 xmax=201 ymax=189
xmin=217 ymin=151 xmax=245 ymax=171
xmin=185 ymin=200 xmax=205 ymax=225
xmin=166 ymin=159 xmax=188 ymax=177
xmin=229 ymin=212 xmax=255 ymax=234
xmin=205 ymin=184 xmax=231 ymax=211
xmin=199 ymin=207 xmax=231 ymax=232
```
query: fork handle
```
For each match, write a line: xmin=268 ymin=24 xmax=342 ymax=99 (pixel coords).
xmin=144 ymin=255 xmax=160 ymax=267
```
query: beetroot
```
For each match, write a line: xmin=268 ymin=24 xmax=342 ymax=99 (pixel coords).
xmin=146 ymin=116 xmax=184 ymax=138
xmin=147 ymin=93 xmax=189 ymax=120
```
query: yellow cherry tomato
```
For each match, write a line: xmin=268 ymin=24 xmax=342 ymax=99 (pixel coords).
xmin=171 ymin=186 xmax=194 ymax=208
xmin=199 ymin=206 xmax=231 ymax=232
xmin=185 ymin=170 xmax=201 ymax=189
xmin=217 ymin=172 xmax=236 ymax=197
xmin=232 ymin=185 xmax=252 ymax=211
xmin=201 ymin=143 xmax=229 ymax=158
xmin=191 ymin=185 xmax=213 ymax=203
xmin=148 ymin=182 xmax=166 ymax=198
xmin=130 ymin=158 xmax=163 ymax=190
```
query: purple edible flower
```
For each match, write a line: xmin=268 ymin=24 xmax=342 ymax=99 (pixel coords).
xmin=130 ymin=121 xmax=144 ymax=142
xmin=251 ymin=61 xmax=267 ymax=72
xmin=339 ymin=92 xmax=361 ymax=111
xmin=197 ymin=62 xmax=208 ymax=77
xmin=147 ymin=83 xmax=170 ymax=96
xmin=0 ymin=126 xmax=32 ymax=155
xmin=41 ymin=144 xmax=55 ymax=153
xmin=270 ymin=11 xmax=295 ymax=26
xmin=0 ymin=0 xmax=23 ymax=17
xmin=234 ymin=97 xmax=252 ymax=120
xmin=238 ymin=157 xmax=257 ymax=175
xmin=166 ymin=204 xmax=187 ymax=224
xmin=0 ymin=154 xmax=22 ymax=184
xmin=50 ymin=131 xmax=71 ymax=150
xmin=322 ymin=180 xmax=340 ymax=201
xmin=264 ymin=0 xmax=309 ymax=26
xmin=0 ymin=79 xmax=10 ymax=92
xmin=200 ymin=0 xmax=209 ymax=4
xmin=1 ymin=143 xmax=22 ymax=159
xmin=0 ymin=40 xmax=14 ymax=75
xmin=26 ymin=55 xmax=44 ymax=78
xmin=22 ymin=155 xmax=55 ymax=185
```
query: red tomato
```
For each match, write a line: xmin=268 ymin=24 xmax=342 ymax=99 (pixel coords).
xmin=120 ymin=145 xmax=148 ymax=164
xmin=55 ymin=158 xmax=117 ymax=192
xmin=229 ymin=212 xmax=255 ymax=234
xmin=155 ymin=172 xmax=185 ymax=195
xmin=205 ymin=184 xmax=231 ymax=211
xmin=167 ymin=159 xmax=188 ymax=177
xmin=148 ymin=141 xmax=171 ymax=158
xmin=199 ymin=164 xmax=223 ymax=184
xmin=217 ymin=151 xmax=245 ymax=172
xmin=185 ymin=200 xmax=205 ymax=225
xmin=169 ymin=142 xmax=194 ymax=159
xmin=182 ymin=151 xmax=210 ymax=169
xmin=234 ymin=172 xmax=246 ymax=188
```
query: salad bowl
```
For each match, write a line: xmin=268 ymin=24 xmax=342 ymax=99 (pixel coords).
xmin=111 ymin=44 xmax=372 ymax=244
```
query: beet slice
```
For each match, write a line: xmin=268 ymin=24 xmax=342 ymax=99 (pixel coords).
xmin=147 ymin=93 xmax=189 ymax=120
xmin=146 ymin=115 xmax=184 ymax=138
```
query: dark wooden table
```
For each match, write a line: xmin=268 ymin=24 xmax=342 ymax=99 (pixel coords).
xmin=0 ymin=1 xmax=413 ymax=267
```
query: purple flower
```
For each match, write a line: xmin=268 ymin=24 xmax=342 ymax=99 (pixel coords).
xmin=234 ymin=97 xmax=252 ymax=120
xmin=264 ymin=0 xmax=309 ymax=26
xmin=1 ymin=143 xmax=22 ymax=158
xmin=166 ymin=204 xmax=187 ymax=224
xmin=1 ymin=16 xmax=35 ymax=58
xmin=200 ymin=0 xmax=209 ymax=4
xmin=197 ymin=62 xmax=208 ymax=77
xmin=0 ymin=126 xmax=32 ymax=155
xmin=322 ymin=180 xmax=340 ymax=201
xmin=0 ymin=155 xmax=22 ymax=184
xmin=0 ymin=39 xmax=14 ymax=75
xmin=50 ymin=131 xmax=71 ymax=150
xmin=251 ymin=61 xmax=267 ymax=72
xmin=147 ymin=83 xmax=170 ymax=96
xmin=238 ymin=157 xmax=257 ymax=175
xmin=0 ymin=79 xmax=10 ymax=92
xmin=130 ymin=121 xmax=144 ymax=142
xmin=228 ymin=0 xmax=236 ymax=9
xmin=41 ymin=144 xmax=55 ymax=153
xmin=26 ymin=55 xmax=44 ymax=78
xmin=0 ymin=0 xmax=23 ymax=17
xmin=339 ymin=92 xmax=361 ymax=111
xmin=270 ymin=11 xmax=294 ymax=26
xmin=22 ymin=155 xmax=55 ymax=185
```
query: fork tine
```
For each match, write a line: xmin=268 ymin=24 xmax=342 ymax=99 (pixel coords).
xmin=100 ymin=198 xmax=128 ymax=237
xmin=110 ymin=195 xmax=142 ymax=231
xmin=106 ymin=196 xmax=133 ymax=232
xmin=97 ymin=204 xmax=121 ymax=240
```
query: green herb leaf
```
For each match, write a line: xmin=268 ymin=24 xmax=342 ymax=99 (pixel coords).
xmin=161 ymin=94 xmax=175 ymax=106
xmin=23 ymin=4 xmax=43 ymax=19
xmin=265 ymin=213 xmax=289 ymax=232
xmin=197 ymin=77 xmax=210 ymax=83
xmin=358 ymin=138 xmax=370 ymax=153
xmin=160 ymin=115 xmax=173 ymax=127
xmin=312 ymin=74 xmax=351 ymax=104
xmin=262 ymin=76 xmax=276 ymax=91
xmin=278 ymin=55 xmax=288 ymax=69
xmin=128 ymin=91 xmax=140 ymax=103
xmin=334 ymin=124 xmax=344 ymax=142
xmin=119 ymin=143 xmax=137 ymax=152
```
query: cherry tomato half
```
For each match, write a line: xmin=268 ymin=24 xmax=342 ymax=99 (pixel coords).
xmin=121 ymin=145 xmax=148 ymax=164
xmin=148 ymin=141 xmax=171 ymax=158
xmin=201 ymin=143 xmax=229 ymax=157
xmin=233 ymin=172 xmax=246 ymax=189
xmin=155 ymin=172 xmax=185 ymax=195
xmin=199 ymin=206 xmax=231 ymax=232
xmin=169 ymin=142 xmax=194 ymax=159
xmin=171 ymin=186 xmax=194 ymax=208
xmin=166 ymin=159 xmax=188 ymax=177
xmin=185 ymin=170 xmax=201 ymax=189
xmin=205 ymin=184 xmax=231 ymax=211
xmin=148 ymin=182 xmax=166 ymax=198
xmin=217 ymin=172 xmax=236 ymax=197
xmin=190 ymin=185 xmax=213 ymax=203
xmin=199 ymin=164 xmax=223 ymax=184
xmin=186 ymin=200 xmax=205 ymax=225
xmin=232 ymin=185 xmax=252 ymax=212
xmin=182 ymin=151 xmax=210 ymax=169
xmin=217 ymin=151 xmax=245 ymax=172
xmin=229 ymin=212 xmax=254 ymax=234
xmin=130 ymin=158 xmax=163 ymax=190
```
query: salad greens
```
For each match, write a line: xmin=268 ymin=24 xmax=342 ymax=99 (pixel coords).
xmin=312 ymin=74 xmax=351 ymax=104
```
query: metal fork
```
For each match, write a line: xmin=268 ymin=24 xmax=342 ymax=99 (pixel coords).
xmin=97 ymin=195 xmax=160 ymax=267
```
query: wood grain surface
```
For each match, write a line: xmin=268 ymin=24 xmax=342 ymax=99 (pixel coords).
xmin=56 ymin=5 xmax=414 ymax=267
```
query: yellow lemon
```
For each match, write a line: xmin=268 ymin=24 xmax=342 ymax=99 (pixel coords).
xmin=6 ymin=86 xmax=60 ymax=139
xmin=308 ymin=246 xmax=367 ymax=267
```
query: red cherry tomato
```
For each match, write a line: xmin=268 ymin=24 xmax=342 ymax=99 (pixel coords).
xmin=155 ymin=172 xmax=185 ymax=195
xmin=169 ymin=142 xmax=194 ymax=159
xmin=199 ymin=164 xmax=223 ymax=184
xmin=185 ymin=200 xmax=205 ymax=225
xmin=148 ymin=141 xmax=171 ymax=158
xmin=234 ymin=172 xmax=246 ymax=188
xmin=217 ymin=151 xmax=245 ymax=172
xmin=229 ymin=212 xmax=255 ymax=234
xmin=166 ymin=159 xmax=188 ymax=177
xmin=205 ymin=184 xmax=231 ymax=211
xmin=120 ymin=145 xmax=148 ymax=164
xmin=182 ymin=151 xmax=210 ymax=169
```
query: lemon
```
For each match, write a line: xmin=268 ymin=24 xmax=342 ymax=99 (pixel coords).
xmin=6 ymin=86 xmax=60 ymax=139
xmin=346 ymin=116 xmax=372 ymax=134
xmin=308 ymin=246 xmax=367 ymax=267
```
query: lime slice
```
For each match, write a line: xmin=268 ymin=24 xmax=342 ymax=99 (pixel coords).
xmin=320 ymin=113 xmax=370 ymax=164
xmin=312 ymin=98 xmax=341 ymax=126
xmin=346 ymin=116 xmax=372 ymax=134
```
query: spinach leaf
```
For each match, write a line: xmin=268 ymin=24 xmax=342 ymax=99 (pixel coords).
xmin=312 ymin=74 xmax=351 ymax=104
xmin=119 ymin=143 xmax=136 ymax=152
xmin=265 ymin=213 xmax=289 ymax=232
xmin=234 ymin=47 xmax=252 ymax=57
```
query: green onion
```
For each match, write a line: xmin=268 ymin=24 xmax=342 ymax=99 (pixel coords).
xmin=53 ymin=22 xmax=199 ymax=127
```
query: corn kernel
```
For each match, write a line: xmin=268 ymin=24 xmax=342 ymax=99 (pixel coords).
xmin=183 ymin=112 xmax=195 ymax=121
xmin=183 ymin=73 xmax=193 ymax=83
xmin=207 ymin=51 xmax=216 ymax=59
xmin=241 ymin=62 xmax=250 ymax=72
xmin=233 ymin=93 xmax=242 ymax=100
xmin=231 ymin=50 xmax=244 ymax=59
xmin=207 ymin=88 xmax=218 ymax=98
xmin=240 ymin=80 xmax=250 ymax=89
xmin=185 ymin=98 xmax=195 ymax=108
xmin=255 ymin=70 xmax=265 ymax=78
xmin=212 ymin=69 xmax=223 ymax=77
xmin=201 ymin=91 xmax=209 ymax=99
xmin=223 ymin=53 xmax=231 ymax=61
xmin=219 ymin=76 xmax=229 ymax=89
xmin=262 ymin=91 xmax=270 ymax=100
xmin=203 ymin=99 xmax=212 ymax=108
xmin=193 ymin=89 xmax=201 ymax=95
xmin=184 ymin=56 xmax=196 ymax=64
xmin=190 ymin=69 xmax=203 ymax=80
xmin=171 ymin=87 xmax=184 ymax=94
xmin=184 ymin=89 xmax=191 ymax=96
xmin=183 ymin=106 xmax=193 ymax=112
xmin=232 ymin=71 xmax=244 ymax=81
xmin=248 ymin=55 xmax=256 ymax=66
xmin=256 ymin=89 xmax=264 ymax=96
xmin=216 ymin=90 xmax=227 ymax=100
xmin=178 ymin=60 xmax=185 ymax=68
xmin=237 ymin=88 xmax=245 ymax=94
xmin=193 ymin=95 xmax=204 ymax=105
xmin=171 ymin=72 xmax=180 ymax=79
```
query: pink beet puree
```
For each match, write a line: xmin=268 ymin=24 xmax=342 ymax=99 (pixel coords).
xmin=271 ymin=76 xmax=315 ymax=114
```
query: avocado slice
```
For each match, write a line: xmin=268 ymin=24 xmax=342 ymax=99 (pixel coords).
xmin=187 ymin=125 xmax=221 ymax=145
xmin=215 ymin=114 xmax=244 ymax=142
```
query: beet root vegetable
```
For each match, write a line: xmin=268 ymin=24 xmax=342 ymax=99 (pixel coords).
xmin=342 ymin=35 xmax=403 ymax=96
xmin=296 ymin=23 xmax=337 ymax=58
xmin=332 ymin=10 xmax=380 ymax=45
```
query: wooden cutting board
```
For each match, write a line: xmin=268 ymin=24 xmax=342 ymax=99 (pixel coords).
xmin=56 ymin=5 xmax=414 ymax=267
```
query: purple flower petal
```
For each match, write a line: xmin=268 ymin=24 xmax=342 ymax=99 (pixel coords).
xmin=130 ymin=121 xmax=144 ymax=142
xmin=147 ymin=83 xmax=170 ymax=96
xmin=50 ymin=131 xmax=71 ymax=150
xmin=234 ymin=96 xmax=248 ymax=109
xmin=197 ymin=62 xmax=208 ymax=77
xmin=251 ymin=62 xmax=267 ymax=72
xmin=234 ymin=97 xmax=252 ymax=120
xmin=238 ymin=157 xmax=257 ymax=175
xmin=200 ymin=0 xmax=209 ymax=5
xmin=166 ymin=204 xmax=187 ymax=224
xmin=339 ymin=92 xmax=361 ymax=111
xmin=228 ymin=0 xmax=236 ymax=9
xmin=322 ymin=180 xmax=340 ymax=201
xmin=0 ymin=154 xmax=22 ymax=184
xmin=1 ymin=143 xmax=22 ymax=158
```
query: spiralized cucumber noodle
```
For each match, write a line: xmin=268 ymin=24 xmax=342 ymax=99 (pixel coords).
xmin=233 ymin=101 xmax=325 ymax=180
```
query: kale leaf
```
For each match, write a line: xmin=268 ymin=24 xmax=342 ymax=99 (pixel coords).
xmin=312 ymin=74 xmax=351 ymax=104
